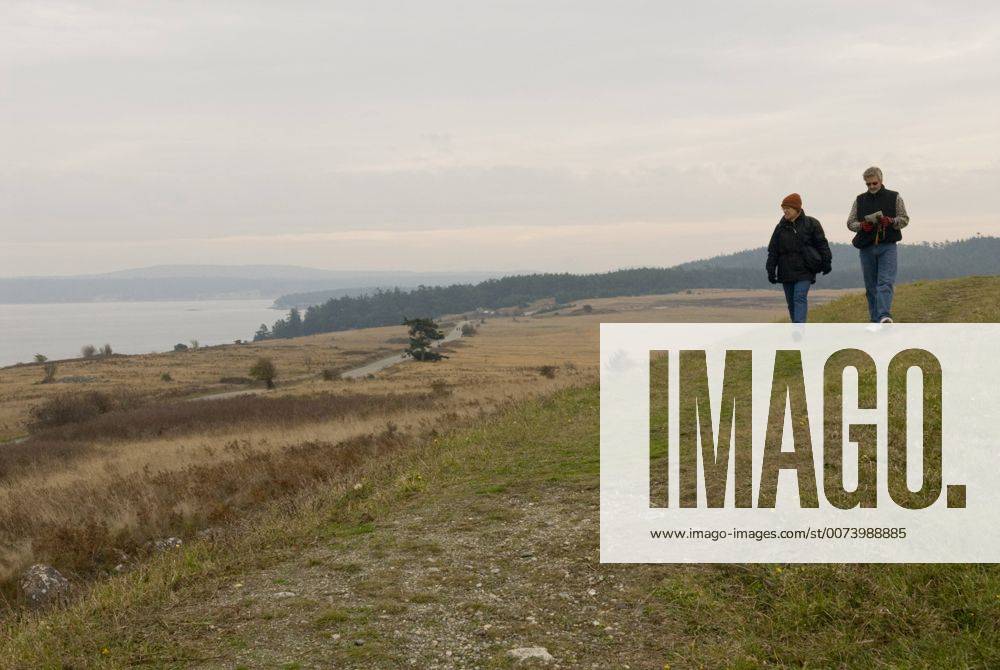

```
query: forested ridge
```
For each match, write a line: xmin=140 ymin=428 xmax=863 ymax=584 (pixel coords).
xmin=256 ymin=236 xmax=1000 ymax=340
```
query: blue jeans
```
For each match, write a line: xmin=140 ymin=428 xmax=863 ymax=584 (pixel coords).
xmin=782 ymin=280 xmax=810 ymax=323
xmin=859 ymin=243 xmax=898 ymax=322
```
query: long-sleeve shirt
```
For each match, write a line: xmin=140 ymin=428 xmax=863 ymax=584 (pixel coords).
xmin=846 ymin=192 xmax=909 ymax=232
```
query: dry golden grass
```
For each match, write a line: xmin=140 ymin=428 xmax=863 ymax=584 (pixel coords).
xmin=0 ymin=323 xmax=415 ymax=442
xmin=0 ymin=289 xmax=841 ymax=609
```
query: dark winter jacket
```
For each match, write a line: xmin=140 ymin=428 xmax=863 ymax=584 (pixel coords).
xmin=766 ymin=212 xmax=833 ymax=284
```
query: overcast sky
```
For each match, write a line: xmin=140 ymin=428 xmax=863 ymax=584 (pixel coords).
xmin=2 ymin=1 xmax=998 ymax=276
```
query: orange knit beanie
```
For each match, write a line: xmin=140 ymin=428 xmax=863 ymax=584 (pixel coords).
xmin=781 ymin=193 xmax=802 ymax=210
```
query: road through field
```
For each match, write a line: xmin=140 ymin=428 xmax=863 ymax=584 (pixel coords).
xmin=339 ymin=319 xmax=467 ymax=379
xmin=191 ymin=320 xmax=469 ymax=401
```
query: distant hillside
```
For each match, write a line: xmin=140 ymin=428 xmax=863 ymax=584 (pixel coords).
xmin=97 ymin=265 xmax=507 ymax=284
xmin=98 ymin=264 xmax=352 ymax=280
xmin=678 ymin=236 xmax=1000 ymax=287
xmin=274 ymin=287 xmax=402 ymax=309
xmin=259 ymin=236 xmax=1000 ymax=340
xmin=0 ymin=267 xmax=508 ymax=304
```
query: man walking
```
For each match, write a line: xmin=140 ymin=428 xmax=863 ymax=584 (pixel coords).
xmin=846 ymin=166 xmax=909 ymax=323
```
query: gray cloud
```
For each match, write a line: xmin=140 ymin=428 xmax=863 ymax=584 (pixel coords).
xmin=2 ymin=1 xmax=998 ymax=274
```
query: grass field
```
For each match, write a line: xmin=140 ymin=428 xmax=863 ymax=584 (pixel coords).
xmin=0 ymin=288 xmax=841 ymax=442
xmin=1 ymin=279 xmax=996 ymax=668
xmin=0 ymin=289 xmax=809 ymax=607
xmin=0 ymin=323 xmax=410 ymax=443
xmin=1 ymin=379 xmax=997 ymax=667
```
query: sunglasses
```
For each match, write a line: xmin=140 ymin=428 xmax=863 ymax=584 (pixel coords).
xmin=865 ymin=181 xmax=880 ymax=186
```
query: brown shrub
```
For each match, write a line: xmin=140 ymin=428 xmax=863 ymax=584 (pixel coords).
xmin=219 ymin=376 xmax=253 ymax=385
xmin=0 ymin=425 xmax=411 ymax=607
xmin=29 ymin=392 xmax=439 ymax=444
xmin=41 ymin=362 xmax=58 ymax=384
xmin=538 ymin=365 xmax=558 ymax=379
xmin=27 ymin=392 xmax=115 ymax=431
xmin=0 ymin=439 xmax=93 ymax=480
xmin=430 ymin=380 xmax=452 ymax=397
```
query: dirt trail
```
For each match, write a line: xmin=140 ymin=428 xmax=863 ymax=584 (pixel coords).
xmin=182 ymin=488 xmax=629 ymax=669
xmin=164 ymin=392 xmax=661 ymax=669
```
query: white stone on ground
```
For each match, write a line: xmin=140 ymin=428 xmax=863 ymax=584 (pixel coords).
xmin=508 ymin=646 xmax=555 ymax=663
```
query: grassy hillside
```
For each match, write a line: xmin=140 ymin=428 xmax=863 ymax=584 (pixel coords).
xmin=3 ymin=389 xmax=996 ymax=668
xmin=810 ymin=275 xmax=1000 ymax=323
xmin=1 ymin=277 xmax=997 ymax=668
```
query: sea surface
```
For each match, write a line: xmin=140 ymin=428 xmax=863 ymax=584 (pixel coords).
xmin=1 ymin=299 xmax=285 ymax=367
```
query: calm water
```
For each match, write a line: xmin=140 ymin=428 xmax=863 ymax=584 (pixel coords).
xmin=1 ymin=300 xmax=285 ymax=366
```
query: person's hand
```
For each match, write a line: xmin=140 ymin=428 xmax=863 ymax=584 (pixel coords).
xmin=821 ymin=265 xmax=832 ymax=275
xmin=879 ymin=215 xmax=893 ymax=227
xmin=768 ymin=273 xmax=778 ymax=284
xmin=861 ymin=221 xmax=874 ymax=233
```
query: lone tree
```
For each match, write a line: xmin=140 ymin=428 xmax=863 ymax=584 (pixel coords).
xmin=402 ymin=317 xmax=447 ymax=362
xmin=249 ymin=357 xmax=278 ymax=389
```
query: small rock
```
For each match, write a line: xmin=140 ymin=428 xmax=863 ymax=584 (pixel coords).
xmin=152 ymin=537 xmax=183 ymax=552
xmin=274 ymin=591 xmax=297 ymax=598
xmin=354 ymin=639 xmax=365 ymax=646
xmin=19 ymin=564 xmax=70 ymax=609
xmin=587 ymin=588 xmax=597 ymax=596
xmin=196 ymin=527 xmax=217 ymax=540
xmin=508 ymin=647 xmax=554 ymax=663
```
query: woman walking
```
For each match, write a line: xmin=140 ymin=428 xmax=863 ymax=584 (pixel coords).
xmin=766 ymin=193 xmax=833 ymax=323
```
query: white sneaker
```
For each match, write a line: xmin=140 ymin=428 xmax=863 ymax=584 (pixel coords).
xmin=879 ymin=317 xmax=893 ymax=324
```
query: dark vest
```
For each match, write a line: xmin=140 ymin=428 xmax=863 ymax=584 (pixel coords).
xmin=853 ymin=187 xmax=901 ymax=247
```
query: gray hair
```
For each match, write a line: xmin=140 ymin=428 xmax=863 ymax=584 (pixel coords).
xmin=863 ymin=166 xmax=883 ymax=182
